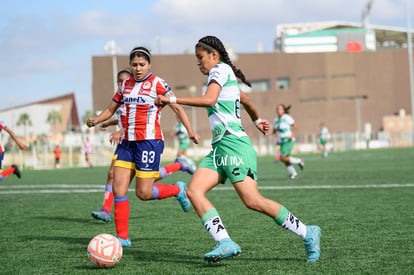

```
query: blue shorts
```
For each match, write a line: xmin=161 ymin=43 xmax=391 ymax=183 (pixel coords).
xmin=114 ymin=140 xmax=164 ymax=179
xmin=0 ymin=152 xmax=4 ymax=169
xmin=112 ymin=140 xmax=128 ymax=161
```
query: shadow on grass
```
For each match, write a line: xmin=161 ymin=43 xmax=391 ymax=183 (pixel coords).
xmin=19 ymin=235 xmax=91 ymax=245
xmin=34 ymin=216 xmax=97 ymax=224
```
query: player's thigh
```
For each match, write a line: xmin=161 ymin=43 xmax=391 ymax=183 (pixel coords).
xmin=188 ymin=167 xmax=222 ymax=196
xmin=113 ymin=166 xmax=135 ymax=196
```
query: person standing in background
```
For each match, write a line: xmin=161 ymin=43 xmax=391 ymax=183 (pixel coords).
xmin=54 ymin=145 xmax=61 ymax=169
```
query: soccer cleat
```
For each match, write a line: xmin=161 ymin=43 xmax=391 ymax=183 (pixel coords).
xmin=91 ymin=209 xmax=112 ymax=223
xmin=11 ymin=164 xmax=21 ymax=178
xmin=204 ymin=238 xmax=241 ymax=263
xmin=116 ymin=236 xmax=132 ymax=248
xmin=175 ymin=156 xmax=196 ymax=175
xmin=298 ymin=159 xmax=305 ymax=171
xmin=304 ymin=225 xmax=321 ymax=263
xmin=176 ymin=181 xmax=191 ymax=212
xmin=289 ymin=174 xmax=298 ymax=180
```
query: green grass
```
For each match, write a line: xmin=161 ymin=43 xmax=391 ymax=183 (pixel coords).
xmin=1 ymin=148 xmax=414 ymax=274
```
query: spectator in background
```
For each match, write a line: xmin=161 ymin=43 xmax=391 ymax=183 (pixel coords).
xmin=54 ymin=145 xmax=61 ymax=169
xmin=84 ymin=137 xmax=93 ymax=168
xmin=0 ymin=120 xmax=27 ymax=181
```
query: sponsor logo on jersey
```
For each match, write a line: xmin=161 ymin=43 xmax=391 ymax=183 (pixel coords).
xmin=124 ymin=96 xmax=146 ymax=104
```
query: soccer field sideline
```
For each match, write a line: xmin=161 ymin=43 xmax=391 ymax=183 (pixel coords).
xmin=1 ymin=183 xmax=414 ymax=194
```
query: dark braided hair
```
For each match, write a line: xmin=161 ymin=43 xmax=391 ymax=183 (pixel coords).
xmin=196 ymin=35 xmax=252 ymax=87
xmin=278 ymin=104 xmax=292 ymax=114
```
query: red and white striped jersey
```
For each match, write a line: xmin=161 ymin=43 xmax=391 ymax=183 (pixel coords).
xmin=0 ymin=120 xmax=6 ymax=153
xmin=112 ymin=74 xmax=174 ymax=141
xmin=115 ymin=104 xmax=127 ymax=142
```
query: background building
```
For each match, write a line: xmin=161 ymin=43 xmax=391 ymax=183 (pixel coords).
xmin=92 ymin=22 xmax=413 ymax=149
xmin=0 ymin=93 xmax=80 ymax=142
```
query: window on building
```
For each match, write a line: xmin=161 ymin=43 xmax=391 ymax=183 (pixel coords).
xmin=299 ymin=98 xmax=326 ymax=103
xmin=174 ymin=85 xmax=188 ymax=91
xmin=298 ymin=76 xmax=326 ymax=81
xmin=276 ymin=77 xmax=290 ymax=90
xmin=332 ymin=74 xmax=355 ymax=79
xmin=239 ymin=79 xmax=270 ymax=93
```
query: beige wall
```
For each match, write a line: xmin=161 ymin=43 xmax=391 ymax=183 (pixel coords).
xmin=92 ymin=50 xmax=412 ymax=141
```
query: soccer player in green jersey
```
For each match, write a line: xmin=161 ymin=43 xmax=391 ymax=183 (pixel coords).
xmin=175 ymin=119 xmax=190 ymax=157
xmin=273 ymin=105 xmax=305 ymax=179
xmin=319 ymin=123 xmax=330 ymax=158
xmin=155 ymin=35 xmax=321 ymax=263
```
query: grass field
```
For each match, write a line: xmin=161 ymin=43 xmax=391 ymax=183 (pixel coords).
xmin=1 ymin=147 xmax=414 ymax=274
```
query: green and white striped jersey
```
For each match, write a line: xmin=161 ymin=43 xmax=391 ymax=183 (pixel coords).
xmin=274 ymin=114 xmax=295 ymax=143
xmin=175 ymin=122 xmax=189 ymax=142
xmin=203 ymin=62 xmax=247 ymax=144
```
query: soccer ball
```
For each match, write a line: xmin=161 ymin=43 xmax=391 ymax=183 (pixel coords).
xmin=87 ymin=233 xmax=122 ymax=268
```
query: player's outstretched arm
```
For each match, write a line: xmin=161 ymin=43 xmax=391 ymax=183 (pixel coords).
xmin=87 ymin=101 xmax=119 ymax=128
xmin=240 ymin=91 xmax=270 ymax=135
xmin=5 ymin=127 xmax=28 ymax=151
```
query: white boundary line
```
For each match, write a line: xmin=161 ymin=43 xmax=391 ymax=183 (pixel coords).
xmin=0 ymin=183 xmax=413 ymax=195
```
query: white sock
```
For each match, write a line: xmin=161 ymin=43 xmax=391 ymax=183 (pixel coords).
xmin=290 ymin=157 xmax=301 ymax=164
xmin=204 ymin=216 xmax=230 ymax=242
xmin=281 ymin=212 xmax=307 ymax=239
xmin=287 ymin=165 xmax=297 ymax=176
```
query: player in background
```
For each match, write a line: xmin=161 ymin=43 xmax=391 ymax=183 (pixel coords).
xmin=319 ymin=123 xmax=330 ymax=158
xmin=273 ymin=104 xmax=304 ymax=179
xmin=0 ymin=120 xmax=27 ymax=181
xmin=155 ymin=35 xmax=321 ymax=263
xmin=87 ymin=46 xmax=200 ymax=247
xmin=173 ymin=115 xmax=197 ymax=172
xmin=91 ymin=69 xmax=195 ymax=223
xmin=84 ymin=137 xmax=93 ymax=168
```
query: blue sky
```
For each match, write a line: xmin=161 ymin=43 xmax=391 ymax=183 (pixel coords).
xmin=0 ymin=0 xmax=411 ymax=120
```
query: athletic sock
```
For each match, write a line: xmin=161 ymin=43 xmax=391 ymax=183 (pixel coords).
xmin=102 ymin=184 xmax=114 ymax=213
xmin=201 ymin=208 xmax=231 ymax=242
xmin=114 ymin=196 xmax=129 ymax=240
xmin=274 ymin=205 xmax=307 ymax=240
xmin=159 ymin=163 xmax=181 ymax=179
xmin=152 ymin=183 xmax=180 ymax=199
xmin=287 ymin=165 xmax=297 ymax=176
xmin=290 ymin=157 xmax=301 ymax=164
xmin=0 ymin=166 xmax=14 ymax=178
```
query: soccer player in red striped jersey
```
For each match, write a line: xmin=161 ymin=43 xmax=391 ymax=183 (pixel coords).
xmin=91 ymin=69 xmax=196 ymax=223
xmin=0 ymin=120 xmax=27 ymax=181
xmin=87 ymin=47 xmax=200 ymax=247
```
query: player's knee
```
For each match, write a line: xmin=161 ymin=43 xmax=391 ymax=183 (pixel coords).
xmin=107 ymin=170 xmax=114 ymax=182
xmin=135 ymin=190 xmax=152 ymax=200
xmin=244 ymin=201 xmax=261 ymax=211
xmin=186 ymin=186 xmax=203 ymax=202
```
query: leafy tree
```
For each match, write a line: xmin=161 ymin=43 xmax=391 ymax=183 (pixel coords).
xmin=16 ymin=113 xmax=32 ymax=138
xmin=47 ymin=110 xmax=62 ymax=134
